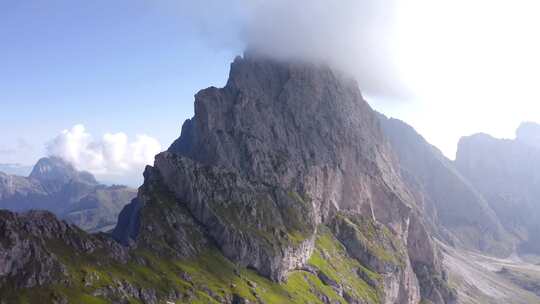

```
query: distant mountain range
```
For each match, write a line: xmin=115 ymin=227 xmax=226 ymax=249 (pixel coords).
xmin=456 ymin=122 xmax=540 ymax=258
xmin=378 ymin=114 xmax=513 ymax=257
xmin=0 ymin=156 xmax=136 ymax=232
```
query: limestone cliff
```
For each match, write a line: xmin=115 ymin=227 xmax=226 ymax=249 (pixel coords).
xmin=0 ymin=54 xmax=456 ymax=304
xmin=116 ymin=53 xmax=455 ymax=303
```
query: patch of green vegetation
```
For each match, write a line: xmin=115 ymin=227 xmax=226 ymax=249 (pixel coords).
xmin=336 ymin=213 xmax=405 ymax=268
xmin=1 ymin=179 xmax=391 ymax=304
xmin=2 ymin=224 xmax=387 ymax=304
xmin=287 ymin=190 xmax=308 ymax=206
xmin=308 ymin=226 xmax=381 ymax=303
xmin=206 ymin=189 xmax=315 ymax=252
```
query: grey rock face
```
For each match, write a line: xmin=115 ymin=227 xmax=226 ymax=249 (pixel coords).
xmin=378 ymin=115 xmax=513 ymax=256
xmin=0 ymin=157 xmax=136 ymax=232
xmin=152 ymin=153 xmax=317 ymax=281
xmin=29 ymin=156 xmax=98 ymax=193
xmin=126 ymin=167 xmax=211 ymax=258
xmin=112 ymin=197 xmax=143 ymax=246
xmin=116 ymin=53 xmax=454 ymax=302
xmin=456 ymin=129 xmax=540 ymax=255
xmin=0 ymin=210 xmax=127 ymax=289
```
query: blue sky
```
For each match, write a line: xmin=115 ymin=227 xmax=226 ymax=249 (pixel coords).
xmin=1 ymin=0 xmax=539 ymax=185
xmin=0 ymin=1 xmax=242 ymax=167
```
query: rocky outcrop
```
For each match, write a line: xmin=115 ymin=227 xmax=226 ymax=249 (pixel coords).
xmin=456 ymin=128 xmax=540 ymax=255
xmin=378 ymin=115 xmax=513 ymax=256
xmin=330 ymin=214 xmax=418 ymax=304
xmin=0 ymin=157 xmax=136 ymax=232
xmin=151 ymin=152 xmax=317 ymax=281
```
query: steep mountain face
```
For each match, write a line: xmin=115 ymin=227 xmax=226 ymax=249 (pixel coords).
xmin=115 ymin=53 xmax=455 ymax=303
xmin=455 ymin=129 xmax=540 ymax=256
xmin=0 ymin=54 xmax=457 ymax=304
xmin=377 ymin=116 xmax=513 ymax=256
xmin=0 ymin=157 xmax=136 ymax=232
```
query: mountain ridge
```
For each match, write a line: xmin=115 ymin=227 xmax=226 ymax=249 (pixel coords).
xmin=456 ymin=127 xmax=540 ymax=257
xmin=0 ymin=156 xmax=136 ymax=232
xmin=377 ymin=114 xmax=513 ymax=256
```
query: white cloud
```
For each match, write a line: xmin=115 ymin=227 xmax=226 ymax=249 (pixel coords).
xmin=188 ymin=0 xmax=540 ymax=158
xmin=187 ymin=0 xmax=405 ymax=98
xmin=46 ymin=124 xmax=162 ymax=180
xmin=239 ymin=0 xmax=405 ymax=98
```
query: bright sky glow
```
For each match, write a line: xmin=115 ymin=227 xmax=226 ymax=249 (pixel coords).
xmin=378 ymin=0 xmax=540 ymax=157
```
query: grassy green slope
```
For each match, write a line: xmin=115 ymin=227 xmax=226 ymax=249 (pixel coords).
xmin=0 ymin=227 xmax=381 ymax=304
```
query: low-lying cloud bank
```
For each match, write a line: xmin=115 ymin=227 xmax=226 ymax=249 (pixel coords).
xmin=46 ymin=124 xmax=161 ymax=185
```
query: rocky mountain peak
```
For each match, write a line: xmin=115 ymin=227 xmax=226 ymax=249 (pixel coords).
xmin=29 ymin=157 xmax=97 ymax=192
xmin=114 ymin=54 xmax=455 ymax=303
xmin=168 ymin=54 xmax=401 ymax=216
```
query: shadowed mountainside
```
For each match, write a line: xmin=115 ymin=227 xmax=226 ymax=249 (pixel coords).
xmin=456 ymin=126 xmax=540 ymax=257
xmin=378 ymin=115 xmax=513 ymax=257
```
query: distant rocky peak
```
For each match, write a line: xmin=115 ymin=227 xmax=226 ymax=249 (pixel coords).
xmin=516 ymin=121 xmax=540 ymax=148
xmin=29 ymin=157 xmax=97 ymax=191
xmin=30 ymin=157 xmax=76 ymax=181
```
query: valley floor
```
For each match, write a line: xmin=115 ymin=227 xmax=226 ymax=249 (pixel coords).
xmin=441 ymin=241 xmax=540 ymax=304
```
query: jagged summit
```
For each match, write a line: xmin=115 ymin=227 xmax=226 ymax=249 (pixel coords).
xmin=169 ymin=53 xmax=375 ymax=176
xmin=167 ymin=54 xmax=405 ymax=212
xmin=116 ymin=54 xmax=455 ymax=303
xmin=29 ymin=157 xmax=97 ymax=192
